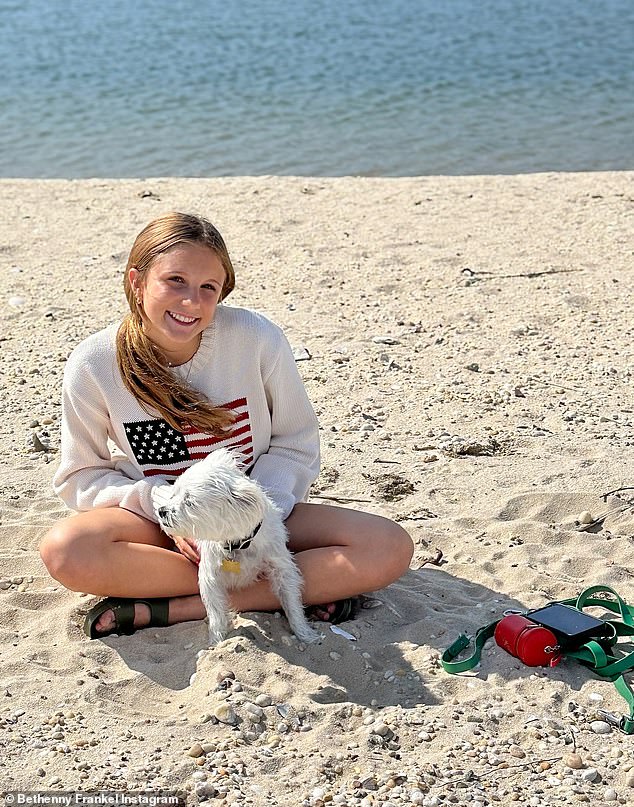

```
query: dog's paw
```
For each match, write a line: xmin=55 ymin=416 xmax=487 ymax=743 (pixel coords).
xmin=295 ymin=625 xmax=322 ymax=645
xmin=207 ymin=628 xmax=228 ymax=647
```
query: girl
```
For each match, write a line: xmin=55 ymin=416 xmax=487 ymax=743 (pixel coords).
xmin=40 ymin=212 xmax=413 ymax=638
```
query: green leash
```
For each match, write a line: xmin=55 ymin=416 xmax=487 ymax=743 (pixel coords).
xmin=441 ymin=585 xmax=634 ymax=734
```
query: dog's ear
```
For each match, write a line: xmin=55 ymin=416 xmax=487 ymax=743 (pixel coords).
xmin=227 ymin=482 xmax=265 ymax=521
xmin=204 ymin=448 xmax=240 ymax=470
xmin=224 ymin=449 xmax=243 ymax=470
xmin=230 ymin=448 xmax=251 ymax=470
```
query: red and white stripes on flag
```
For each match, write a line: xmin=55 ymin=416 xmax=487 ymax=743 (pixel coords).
xmin=123 ymin=397 xmax=253 ymax=480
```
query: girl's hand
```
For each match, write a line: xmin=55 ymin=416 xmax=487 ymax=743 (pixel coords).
xmin=172 ymin=534 xmax=200 ymax=565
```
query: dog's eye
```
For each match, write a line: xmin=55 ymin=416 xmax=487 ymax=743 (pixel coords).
xmin=182 ymin=494 xmax=193 ymax=507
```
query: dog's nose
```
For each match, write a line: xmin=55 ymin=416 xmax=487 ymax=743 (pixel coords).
xmin=157 ymin=506 xmax=167 ymax=519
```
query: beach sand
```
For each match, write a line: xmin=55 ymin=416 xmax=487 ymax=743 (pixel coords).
xmin=1 ymin=172 xmax=634 ymax=804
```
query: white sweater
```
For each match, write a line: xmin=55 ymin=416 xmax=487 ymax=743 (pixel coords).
xmin=53 ymin=306 xmax=321 ymax=521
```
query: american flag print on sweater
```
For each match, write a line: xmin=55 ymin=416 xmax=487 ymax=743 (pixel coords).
xmin=123 ymin=397 xmax=253 ymax=479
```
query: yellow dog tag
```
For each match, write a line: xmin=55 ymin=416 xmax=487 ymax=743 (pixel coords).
xmin=222 ymin=558 xmax=241 ymax=573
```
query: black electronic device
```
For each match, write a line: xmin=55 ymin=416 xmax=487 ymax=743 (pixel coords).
xmin=527 ymin=603 xmax=614 ymax=649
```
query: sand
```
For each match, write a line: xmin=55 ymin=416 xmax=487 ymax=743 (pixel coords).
xmin=1 ymin=172 xmax=634 ymax=805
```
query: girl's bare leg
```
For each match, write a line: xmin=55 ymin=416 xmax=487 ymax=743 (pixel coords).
xmin=39 ymin=508 xmax=205 ymax=631
xmin=39 ymin=503 xmax=413 ymax=633
xmin=284 ymin=503 xmax=414 ymax=604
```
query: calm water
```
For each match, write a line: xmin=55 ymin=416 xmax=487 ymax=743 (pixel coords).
xmin=1 ymin=0 xmax=633 ymax=177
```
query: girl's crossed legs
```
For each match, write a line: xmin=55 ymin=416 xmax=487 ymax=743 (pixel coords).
xmin=39 ymin=503 xmax=414 ymax=634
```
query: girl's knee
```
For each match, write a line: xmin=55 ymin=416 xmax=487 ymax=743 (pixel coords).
xmin=39 ymin=520 xmax=88 ymax=590
xmin=383 ymin=520 xmax=414 ymax=574
xmin=358 ymin=518 xmax=413 ymax=587
xmin=347 ymin=513 xmax=414 ymax=572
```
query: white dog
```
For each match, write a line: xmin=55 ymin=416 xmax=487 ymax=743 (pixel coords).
xmin=156 ymin=449 xmax=321 ymax=646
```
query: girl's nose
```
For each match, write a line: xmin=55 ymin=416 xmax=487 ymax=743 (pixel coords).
xmin=184 ymin=286 xmax=200 ymax=305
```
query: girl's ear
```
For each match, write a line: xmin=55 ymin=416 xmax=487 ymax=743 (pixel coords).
xmin=129 ymin=267 xmax=143 ymax=304
xmin=129 ymin=266 xmax=140 ymax=291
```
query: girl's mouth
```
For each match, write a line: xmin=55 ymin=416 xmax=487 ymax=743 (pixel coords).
xmin=168 ymin=311 xmax=199 ymax=326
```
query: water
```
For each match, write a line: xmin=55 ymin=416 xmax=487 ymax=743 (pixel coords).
xmin=1 ymin=0 xmax=633 ymax=177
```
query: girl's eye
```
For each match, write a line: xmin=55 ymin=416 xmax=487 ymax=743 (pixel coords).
xmin=169 ymin=276 xmax=185 ymax=284
xmin=202 ymin=283 xmax=218 ymax=291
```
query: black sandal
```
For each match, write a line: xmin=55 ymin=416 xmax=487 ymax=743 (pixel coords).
xmin=83 ymin=597 xmax=170 ymax=639
xmin=305 ymin=597 xmax=360 ymax=625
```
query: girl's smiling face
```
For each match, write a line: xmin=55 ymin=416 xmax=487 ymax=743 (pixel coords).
xmin=129 ymin=242 xmax=226 ymax=365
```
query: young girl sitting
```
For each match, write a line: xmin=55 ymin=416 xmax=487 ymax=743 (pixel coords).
xmin=39 ymin=212 xmax=413 ymax=638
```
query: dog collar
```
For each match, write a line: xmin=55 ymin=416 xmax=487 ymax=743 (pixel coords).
xmin=223 ymin=521 xmax=262 ymax=554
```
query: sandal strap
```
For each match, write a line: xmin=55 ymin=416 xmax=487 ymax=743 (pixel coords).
xmin=305 ymin=597 xmax=362 ymax=625
xmin=331 ymin=598 xmax=355 ymax=624
xmin=109 ymin=598 xmax=137 ymax=635
xmin=139 ymin=598 xmax=170 ymax=628
xmin=114 ymin=597 xmax=170 ymax=630
xmin=84 ymin=597 xmax=170 ymax=639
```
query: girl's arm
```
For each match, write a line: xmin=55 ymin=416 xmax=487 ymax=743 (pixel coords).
xmin=53 ymin=370 xmax=171 ymax=522
xmin=248 ymin=330 xmax=320 ymax=519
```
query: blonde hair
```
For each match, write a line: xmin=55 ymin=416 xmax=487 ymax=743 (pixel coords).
xmin=116 ymin=212 xmax=236 ymax=434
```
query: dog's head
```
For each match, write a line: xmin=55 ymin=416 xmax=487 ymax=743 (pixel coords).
xmin=156 ymin=449 xmax=266 ymax=543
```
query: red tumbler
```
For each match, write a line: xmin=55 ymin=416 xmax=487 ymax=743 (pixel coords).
xmin=494 ymin=614 xmax=561 ymax=667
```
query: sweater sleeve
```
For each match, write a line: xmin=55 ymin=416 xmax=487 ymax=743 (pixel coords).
xmin=248 ymin=329 xmax=321 ymax=520
xmin=52 ymin=362 xmax=172 ymax=522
